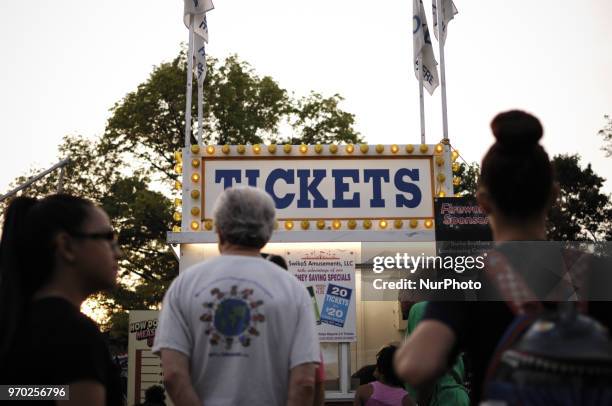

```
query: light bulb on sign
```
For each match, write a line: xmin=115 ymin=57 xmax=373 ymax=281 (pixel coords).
xmin=406 ymin=144 xmax=414 ymax=153
xmin=206 ymin=145 xmax=215 ymax=155
xmin=391 ymin=145 xmax=399 ymax=154
xmin=332 ymin=220 xmax=341 ymax=230
xmin=191 ymin=173 xmax=200 ymax=183
xmin=190 ymin=221 xmax=200 ymax=231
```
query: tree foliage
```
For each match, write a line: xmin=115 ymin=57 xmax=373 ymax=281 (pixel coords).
xmin=547 ymin=154 xmax=612 ymax=241
xmin=101 ymin=52 xmax=361 ymax=184
xmin=599 ymin=114 xmax=612 ymax=157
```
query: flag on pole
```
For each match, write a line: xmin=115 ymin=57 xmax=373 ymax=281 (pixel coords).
xmin=413 ymin=0 xmax=439 ymax=95
xmin=184 ymin=0 xmax=214 ymax=39
xmin=432 ymin=0 xmax=458 ymax=45
xmin=184 ymin=0 xmax=213 ymax=83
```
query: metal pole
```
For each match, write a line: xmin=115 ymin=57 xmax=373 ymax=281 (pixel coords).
xmin=0 ymin=158 xmax=70 ymax=203
xmin=197 ymin=78 xmax=203 ymax=146
xmin=436 ymin=0 xmax=449 ymax=142
xmin=57 ymin=166 xmax=65 ymax=193
xmin=184 ymin=16 xmax=195 ymax=148
xmin=419 ymin=55 xmax=426 ymax=144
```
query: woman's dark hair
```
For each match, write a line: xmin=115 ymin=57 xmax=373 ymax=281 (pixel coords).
xmin=376 ymin=344 xmax=403 ymax=387
xmin=0 ymin=194 xmax=94 ymax=361
xmin=480 ymin=110 xmax=554 ymax=219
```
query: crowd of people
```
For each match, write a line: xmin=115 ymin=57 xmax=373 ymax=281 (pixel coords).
xmin=1 ymin=110 xmax=611 ymax=405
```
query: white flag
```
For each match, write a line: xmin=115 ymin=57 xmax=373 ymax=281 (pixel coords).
xmin=413 ymin=0 xmax=439 ymax=95
xmin=184 ymin=0 xmax=213 ymax=83
xmin=183 ymin=0 xmax=214 ymax=41
xmin=194 ymin=35 xmax=207 ymax=84
xmin=432 ymin=0 xmax=458 ymax=45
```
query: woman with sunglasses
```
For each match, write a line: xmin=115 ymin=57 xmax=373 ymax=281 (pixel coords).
xmin=0 ymin=194 xmax=124 ymax=405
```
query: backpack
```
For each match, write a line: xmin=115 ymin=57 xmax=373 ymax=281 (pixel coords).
xmin=481 ymin=247 xmax=612 ymax=405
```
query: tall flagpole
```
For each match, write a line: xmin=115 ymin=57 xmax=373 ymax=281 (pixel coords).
xmin=436 ymin=0 xmax=449 ymax=142
xmin=184 ymin=16 xmax=195 ymax=148
xmin=418 ymin=55 xmax=426 ymax=144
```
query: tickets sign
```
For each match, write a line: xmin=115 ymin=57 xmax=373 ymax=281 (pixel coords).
xmin=202 ymin=158 xmax=434 ymax=220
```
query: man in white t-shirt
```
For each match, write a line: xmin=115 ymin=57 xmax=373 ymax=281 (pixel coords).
xmin=153 ymin=186 xmax=320 ymax=406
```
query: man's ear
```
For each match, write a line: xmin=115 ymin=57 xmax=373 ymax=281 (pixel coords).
xmin=54 ymin=231 xmax=77 ymax=263
xmin=476 ymin=188 xmax=493 ymax=215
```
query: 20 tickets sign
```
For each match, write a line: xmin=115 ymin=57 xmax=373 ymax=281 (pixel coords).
xmin=285 ymin=248 xmax=357 ymax=342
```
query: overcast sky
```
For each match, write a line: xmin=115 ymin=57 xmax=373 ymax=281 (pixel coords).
xmin=1 ymin=0 xmax=611 ymax=194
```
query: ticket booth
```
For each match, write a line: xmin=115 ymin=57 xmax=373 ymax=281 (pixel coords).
xmin=128 ymin=142 xmax=455 ymax=404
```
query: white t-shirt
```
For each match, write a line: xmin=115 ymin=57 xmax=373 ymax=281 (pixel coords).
xmin=153 ymin=254 xmax=320 ymax=406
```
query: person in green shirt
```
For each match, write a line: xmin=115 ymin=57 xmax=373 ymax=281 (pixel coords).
xmin=404 ymin=302 xmax=469 ymax=406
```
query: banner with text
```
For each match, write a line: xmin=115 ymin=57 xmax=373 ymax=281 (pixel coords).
xmin=285 ymin=248 xmax=357 ymax=342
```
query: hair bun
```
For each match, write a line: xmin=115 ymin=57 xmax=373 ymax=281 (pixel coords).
xmin=490 ymin=110 xmax=543 ymax=150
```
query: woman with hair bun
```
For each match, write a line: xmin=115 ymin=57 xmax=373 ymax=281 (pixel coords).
xmin=0 ymin=194 xmax=124 ymax=405
xmin=394 ymin=111 xmax=612 ymax=404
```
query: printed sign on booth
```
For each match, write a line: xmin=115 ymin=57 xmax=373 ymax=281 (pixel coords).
xmin=285 ymin=248 xmax=357 ymax=342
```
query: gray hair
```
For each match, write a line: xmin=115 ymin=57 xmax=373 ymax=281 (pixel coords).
xmin=212 ymin=186 xmax=276 ymax=248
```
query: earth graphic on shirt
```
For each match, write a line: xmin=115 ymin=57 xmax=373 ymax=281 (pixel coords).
xmin=200 ymin=285 xmax=266 ymax=349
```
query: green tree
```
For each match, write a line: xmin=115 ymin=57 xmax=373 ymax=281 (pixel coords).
xmin=101 ymin=52 xmax=361 ymax=184
xmin=453 ymin=162 xmax=479 ymax=197
xmin=547 ymin=154 xmax=612 ymax=241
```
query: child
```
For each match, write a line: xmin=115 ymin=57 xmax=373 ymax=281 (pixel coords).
xmin=354 ymin=345 xmax=414 ymax=406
